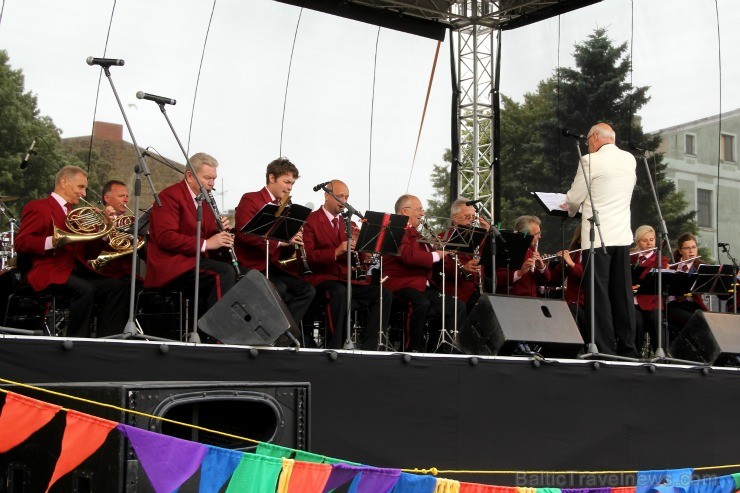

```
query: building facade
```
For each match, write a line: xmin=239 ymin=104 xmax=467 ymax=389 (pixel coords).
xmin=655 ymin=108 xmax=740 ymax=264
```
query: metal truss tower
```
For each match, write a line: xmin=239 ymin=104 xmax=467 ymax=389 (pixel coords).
xmin=454 ymin=1 xmax=497 ymax=222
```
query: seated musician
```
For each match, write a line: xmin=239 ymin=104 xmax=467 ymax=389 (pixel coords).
xmin=631 ymin=225 xmax=669 ymax=355
xmin=234 ymin=157 xmax=315 ymax=330
xmin=383 ymin=194 xmax=465 ymax=353
xmin=144 ymin=153 xmax=237 ymax=319
xmin=302 ymin=180 xmax=392 ymax=349
xmin=14 ymin=165 xmax=129 ymax=337
xmin=441 ymin=198 xmax=490 ymax=314
xmin=496 ymin=215 xmax=550 ymax=297
xmin=666 ymin=232 xmax=707 ymax=334
xmin=549 ymin=226 xmax=586 ymax=338
xmin=97 ymin=180 xmax=141 ymax=279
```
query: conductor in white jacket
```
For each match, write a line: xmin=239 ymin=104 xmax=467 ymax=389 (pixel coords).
xmin=563 ymin=122 xmax=638 ymax=357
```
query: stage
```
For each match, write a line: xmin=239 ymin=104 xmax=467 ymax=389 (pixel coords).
xmin=1 ymin=333 xmax=740 ymax=489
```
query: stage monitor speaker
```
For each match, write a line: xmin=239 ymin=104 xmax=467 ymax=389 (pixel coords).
xmin=0 ymin=381 xmax=310 ymax=492
xmin=198 ymin=269 xmax=299 ymax=346
xmin=669 ymin=311 xmax=740 ymax=366
xmin=458 ymin=295 xmax=584 ymax=358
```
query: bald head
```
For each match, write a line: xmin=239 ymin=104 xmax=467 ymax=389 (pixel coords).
xmin=324 ymin=179 xmax=349 ymax=215
xmin=587 ymin=122 xmax=616 ymax=152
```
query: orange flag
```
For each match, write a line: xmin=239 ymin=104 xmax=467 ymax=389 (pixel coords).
xmin=0 ymin=392 xmax=61 ymax=453
xmin=45 ymin=409 xmax=117 ymax=492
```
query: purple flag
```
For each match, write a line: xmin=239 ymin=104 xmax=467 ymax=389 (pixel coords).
xmin=323 ymin=463 xmax=365 ymax=492
xmin=118 ymin=424 xmax=207 ymax=493
xmin=355 ymin=467 xmax=402 ymax=493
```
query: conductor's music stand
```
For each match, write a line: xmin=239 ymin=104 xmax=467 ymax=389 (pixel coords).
xmin=240 ymin=202 xmax=311 ymax=279
xmin=356 ymin=211 xmax=407 ymax=351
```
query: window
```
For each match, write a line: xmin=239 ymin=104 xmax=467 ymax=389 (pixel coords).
xmin=685 ymin=134 xmax=696 ymax=156
xmin=721 ymin=133 xmax=735 ymax=162
xmin=697 ymin=188 xmax=712 ymax=228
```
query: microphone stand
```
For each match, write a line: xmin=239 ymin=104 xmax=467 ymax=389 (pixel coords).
xmin=635 ymin=151 xmax=672 ymax=360
xmin=150 ymin=101 xmax=243 ymax=342
xmin=720 ymin=243 xmax=738 ymax=314
xmin=571 ymin=141 xmax=629 ymax=361
xmin=98 ymin=64 xmax=166 ymax=342
xmin=320 ymin=185 xmax=364 ymax=350
xmin=471 ymin=203 xmax=504 ymax=293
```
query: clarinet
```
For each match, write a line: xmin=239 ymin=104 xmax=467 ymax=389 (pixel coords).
xmin=206 ymin=191 xmax=241 ymax=277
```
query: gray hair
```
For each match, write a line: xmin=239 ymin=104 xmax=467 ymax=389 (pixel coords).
xmin=450 ymin=197 xmax=470 ymax=217
xmin=513 ymin=215 xmax=541 ymax=234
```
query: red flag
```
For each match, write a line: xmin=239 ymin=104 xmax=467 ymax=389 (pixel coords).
xmin=0 ymin=392 xmax=61 ymax=453
xmin=45 ymin=409 xmax=117 ymax=492
xmin=287 ymin=461 xmax=332 ymax=492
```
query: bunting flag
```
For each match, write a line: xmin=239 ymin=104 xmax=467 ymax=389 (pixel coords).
xmin=45 ymin=410 xmax=117 ymax=492
xmin=435 ymin=477 xmax=461 ymax=493
xmin=286 ymin=460 xmax=333 ymax=492
xmin=258 ymin=442 xmax=297 ymax=459
xmin=636 ymin=469 xmax=694 ymax=493
xmin=277 ymin=458 xmax=295 ymax=493
xmin=391 ymin=472 xmax=438 ymax=493
xmin=225 ymin=452 xmax=283 ymax=492
xmin=460 ymin=483 xmax=517 ymax=493
xmin=686 ymin=475 xmax=736 ymax=493
xmin=613 ymin=488 xmax=637 ymax=493
xmin=0 ymin=392 xmax=61 ymax=453
xmin=353 ymin=466 xmax=401 ymax=492
xmin=199 ymin=445 xmax=244 ymax=493
xmin=118 ymin=423 xmax=207 ymax=493
xmin=562 ymin=488 xmax=610 ymax=493
xmin=323 ymin=463 xmax=365 ymax=492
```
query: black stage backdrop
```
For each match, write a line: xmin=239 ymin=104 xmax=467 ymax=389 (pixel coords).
xmin=1 ymin=336 xmax=739 ymax=486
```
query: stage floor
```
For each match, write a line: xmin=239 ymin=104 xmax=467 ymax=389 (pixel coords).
xmin=2 ymin=333 xmax=740 ymax=486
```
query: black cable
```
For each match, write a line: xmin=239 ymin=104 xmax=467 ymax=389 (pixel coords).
xmin=86 ymin=0 xmax=117 ymax=172
xmin=714 ymin=0 xmax=722 ymax=252
xmin=186 ymin=0 xmax=217 ymax=156
xmin=628 ymin=0 xmax=635 ymax=147
xmin=368 ymin=26 xmax=380 ymax=211
xmin=0 ymin=0 xmax=6 ymax=30
xmin=279 ymin=8 xmax=303 ymax=157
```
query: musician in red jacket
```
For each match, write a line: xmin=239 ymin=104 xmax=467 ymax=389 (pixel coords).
xmin=440 ymin=198 xmax=490 ymax=314
xmin=302 ymin=180 xmax=392 ymax=349
xmin=14 ymin=165 xmax=128 ymax=337
xmin=631 ymin=225 xmax=669 ymax=355
xmin=234 ymin=157 xmax=315 ymax=329
xmin=549 ymin=227 xmax=586 ymax=339
xmin=495 ymin=215 xmax=550 ymax=297
xmin=383 ymin=194 xmax=465 ymax=352
xmin=667 ymin=232 xmax=708 ymax=335
xmin=144 ymin=153 xmax=236 ymax=317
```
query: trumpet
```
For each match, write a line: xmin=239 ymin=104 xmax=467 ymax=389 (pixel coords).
xmin=52 ymin=197 xmax=114 ymax=248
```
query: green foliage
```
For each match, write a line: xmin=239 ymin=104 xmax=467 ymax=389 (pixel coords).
xmin=0 ymin=50 xmax=112 ymax=218
xmin=429 ymin=28 xmax=698 ymax=253
xmin=425 ymin=150 xmax=452 ymax=229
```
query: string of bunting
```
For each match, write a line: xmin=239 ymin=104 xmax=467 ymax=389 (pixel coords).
xmin=1 ymin=381 xmax=740 ymax=492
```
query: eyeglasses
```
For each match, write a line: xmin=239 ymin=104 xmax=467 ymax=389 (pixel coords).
xmin=680 ymin=245 xmax=698 ymax=251
xmin=456 ymin=214 xmax=475 ymax=220
xmin=403 ymin=206 xmax=424 ymax=213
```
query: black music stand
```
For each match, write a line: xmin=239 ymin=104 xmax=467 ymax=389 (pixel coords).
xmin=356 ymin=211 xmax=407 ymax=351
xmin=479 ymin=230 xmax=534 ymax=295
xmin=531 ymin=191 xmax=582 ymax=219
xmin=240 ymin=202 xmax=311 ymax=279
xmin=691 ymin=264 xmax=735 ymax=300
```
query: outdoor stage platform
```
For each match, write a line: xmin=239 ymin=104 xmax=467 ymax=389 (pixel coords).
xmin=1 ymin=333 xmax=740 ymax=488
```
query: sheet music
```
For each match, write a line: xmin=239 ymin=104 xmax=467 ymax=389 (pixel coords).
xmin=532 ymin=192 xmax=582 ymax=214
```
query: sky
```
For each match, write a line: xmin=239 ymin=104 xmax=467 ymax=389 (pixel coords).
xmin=1 ymin=0 xmax=738 ymax=216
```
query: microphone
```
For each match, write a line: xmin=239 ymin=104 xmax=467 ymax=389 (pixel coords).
xmin=630 ymin=143 xmax=649 ymax=153
xmin=136 ymin=91 xmax=176 ymax=106
xmin=313 ymin=181 xmax=331 ymax=192
xmin=561 ymin=128 xmax=586 ymax=140
xmin=718 ymin=242 xmax=729 ymax=248
xmin=20 ymin=139 xmax=36 ymax=169
xmin=86 ymin=56 xmax=125 ymax=67
xmin=465 ymin=199 xmax=482 ymax=206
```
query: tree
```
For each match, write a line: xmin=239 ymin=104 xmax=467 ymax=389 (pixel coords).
xmin=425 ymin=150 xmax=452 ymax=229
xmin=429 ymin=29 xmax=697 ymax=255
xmin=0 ymin=50 xmax=112 ymax=219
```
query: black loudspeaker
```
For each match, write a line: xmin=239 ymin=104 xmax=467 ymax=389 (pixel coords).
xmin=458 ymin=295 xmax=584 ymax=357
xmin=0 ymin=381 xmax=310 ymax=492
xmin=198 ymin=269 xmax=299 ymax=346
xmin=669 ymin=311 xmax=740 ymax=365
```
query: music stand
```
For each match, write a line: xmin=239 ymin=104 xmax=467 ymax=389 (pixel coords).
xmin=691 ymin=264 xmax=735 ymax=300
xmin=240 ymin=202 xmax=311 ymax=279
xmin=356 ymin=211 xmax=407 ymax=351
xmin=479 ymin=230 xmax=534 ymax=295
